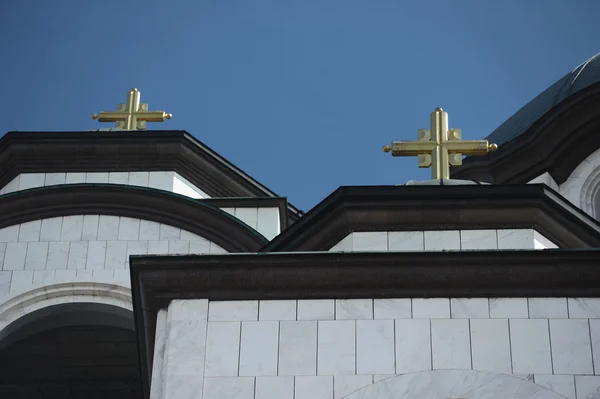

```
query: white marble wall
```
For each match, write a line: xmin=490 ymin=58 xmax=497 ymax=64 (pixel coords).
xmin=328 ymin=229 xmax=558 ymax=252
xmin=0 ymin=215 xmax=227 ymax=305
xmin=172 ymin=298 xmax=600 ymax=399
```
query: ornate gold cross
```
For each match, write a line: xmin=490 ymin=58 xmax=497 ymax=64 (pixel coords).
xmin=383 ymin=108 xmax=497 ymax=180
xmin=92 ymin=88 xmax=172 ymax=130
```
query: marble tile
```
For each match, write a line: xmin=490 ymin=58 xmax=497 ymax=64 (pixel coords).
xmin=75 ymin=270 xmax=93 ymax=281
xmin=209 ymin=301 xmax=259 ymax=321
xmin=510 ymin=319 xmax=552 ymax=374
xmin=550 ymin=319 xmax=593 ymax=374
xmin=86 ymin=241 xmax=107 ymax=269
xmin=412 ymin=298 xmax=450 ymax=318
xmin=126 ymin=241 xmax=149 ymax=262
xmin=19 ymin=173 xmax=45 ymax=190
xmin=209 ymin=242 xmax=228 ymax=254
xmin=590 ymin=319 xmax=600 ymax=374
xmin=128 ymin=172 xmax=149 ymax=187
xmin=39 ymin=218 xmax=62 ymax=241
xmin=298 ymin=300 xmax=335 ymax=320
xmin=149 ymin=171 xmax=173 ymax=191
xmin=431 ymin=319 xmax=471 ymax=369
xmin=33 ymin=270 xmax=54 ymax=285
xmin=46 ymin=242 xmax=70 ymax=269
xmin=139 ymin=220 xmax=160 ymax=240
xmin=0 ymin=271 xmax=11 ymax=296
xmin=81 ymin=215 xmax=99 ymax=240
xmin=489 ymin=298 xmax=528 ymax=318
xmin=329 ymin=234 xmax=352 ymax=252
xmin=259 ymin=300 xmax=296 ymax=321
xmin=1 ymin=176 xmax=19 ymax=194
xmin=528 ymin=298 xmax=568 ymax=318
xmin=18 ymin=220 xmax=41 ymax=242
xmin=424 ymin=230 xmax=460 ymax=251
xmin=189 ymin=238 xmax=211 ymax=254
xmin=180 ymin=230 xmax=203 ymax=241
xmin=395 ymin=319 xmax=431 ymax=374
xmin=374 ymin=299 xmax=411 ymax=319
xmin=235 ymin=208 xmax=258 ymax=230
xmin=356 ymin=319 xmax=395 ymax=374
xmin=533 ymin=231 xmax=558 ymax=249
xmin=159 ymin=224 xmax=180 ymax=240
xmin=97 ymin=216 xmax=120 ymax=240
xmin=0 ymin=243 xmax=5 ymax=269
xmin=336 ymin=299 xmax=373 ymax=320
xmin=388 ymin=231 xmax=424 ymax=251
xmin=204 ymin=322 xmax=241 ymax=377
xmin=105 ymin=241 xmax=127 ymax=269
xmin=318 ymin=320 xmax=355 ymax=375
xmin=168 ymin=299 xmax=209 ymax=321
xmin=239 ymin=321 xmax=278 ymax=376
xmin=10 ymin=271 xmax=33 ymax=293
xmin=373 ymin=375 xmax=394 ymax=383
xmin=108 ymin=172 xmax=130 ymax=184
xmin=497 ymin=229 xmax=534 ymax=249
xmin=279 ymin=321 xmax=317 ymax=375
xmin=450 ymin=298 xmax=489 ymax=318
xmin=470 ymin=319 xmax=512 ymax=373
xmin=44 ymin=172 xmax=66 ymax=186
xmin=168 ymin=240 xmax=190 ymax=254
xmin=0 ymin=225 xmax=19 ymax=242
xmin=255 ymin=376 xmax=293 ymax=399
xmin=534 ymin=375 xmax=575 ymax=399
xmin=24 ymin=242 xmax=49 ymax=270
xmin=568 ymin=298 xmax=600 ymax=318
xmin=148 ymin=240 xmax=169 ymax=255
xmin=3 ymin=243 xmax=27 ymax=270
xmin=67 ymin=241 xmax=88 ymax=269
xmin=295 ymin=376 xmax=333 ymax=399
xmin=114 ymin=270 xmax=130 ymax=287
xmin=150 ymin=309 xmax=167 ymax=399
xmin=257 ymin=208 xmax=280 ymax=241
xmin=55 ymin=269 xmax=76 ymax=282
xmin=65 ymin=172 xmax=85 ymax=184
xmin=92 ymin=269 xmax=113 ymax=282
xmin=460 ymin=229 xmax=498 ymax=250
xmin=352 ymin=232 xmax=388 ymax=251
xmin=85 ymin=172 xmax=109 ymax=183
xmin=60 ymin=215 xmax=84 ymax=241
xmin=118 ymin=217 xmax=140 ymax=240
xmin=220 ymin=208 xmax=235 ymax=216
xmin=334 ymin=375 xmax=373 ymax=399
xmin=574 ymin=376 xmax=600 ymax=399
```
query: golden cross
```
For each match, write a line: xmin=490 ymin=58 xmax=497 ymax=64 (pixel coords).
xmin=92 ymin=88 xmax=172 ymax=130
xmin=383 ymin=108 xmax=497 ymax=180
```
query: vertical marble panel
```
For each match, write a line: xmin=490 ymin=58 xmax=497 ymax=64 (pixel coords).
xmin=65 ymin=172 xmax=85 ymax=184
xmin=40 ymin=218 xmax=63 ymax=241
xmin=86 ymin=241 xmax=107 ymax=269
xmin=424 ymin=230 xmax=460 ymax=250
xmin=295 ymin=376 xmax=333 ymax=399
xmin=489 ymin=298 xmax=528 ymax=318
xmin=139 ymin=220 xmax=161 ymax=240
xmin=568 ymin=298 xmax=600 ymax=318
xmin=318 ymin=320 xmax=355 ymax=375
xmin=374 ymin=299 xmax=411 ymax=319
xmin=431 ymin=319 xmax=471 ymax=369
xmin=298 ymin=300 xmax=335 ymax=320
xmin=450 ymin=298 xmax=489 ymax=318
xmin=334 ymin=375 xmax=373 ymax=399
xmin=352 ymin=232 xmax=388 ymax=251
xmin=239 ymin=321 xmax=278 ymax=376
xmin=209 ymin=301 xmax=259 ymax=321
xmin=460 ymin=229 xmax=498 ymax=250
xmin=46 ymin=242 xmax=69 ymax=269
xmin=105 ymin=241 xmax=127 ymax=269
xmin=412 ymin=298 xmax=450 ymax=318
xmin=395 ymin=319 xmax=431 ymax=374
xmin=18 ymin=220 xmax=41 ymax=242
xmin=550 ymin=319 xmax=593 ymax=374
xmin=204 ymin=322 xmax=241 ymax=377
xmin=279 ymin=321 xmax=317 ymax=376
xmin=203 ymin=377 xmax=254 ymax=399
xmin=255 ymin=376 xmax=294 ymax=399
xmin=81 ymin=215 xmax=99 ymax=240
xmin=589 ymin=319 xmax=600 ymax=374
xmin=497 ymin=229 xmax=534 ymax=249
xmin=470 ymin=319 xmax=512 ymax=373
xmin=257 ymin=208 xmax=281 ymax=241
xmin=4 ymin=243 xmax=27 ymax=270
xmin=534 ymin=375 xmax=575 ymax=399
xmin=259 ymin=300 xmax=296 ymax=321
xmin=356 ymin=319 xmax=395 ymax=374
xmin=67 ymin=241 xmax=88 ymax=269
xmin=108 ymin=172 xmax=130 ymax=184
xmin=97 ymin=216 xmax=120 ymax=240
xmin=150 ymin=309 xmax=167 ymax=399
xmin=19 ymin=173 xmax=45 ymax=190
xmin=528 ymin=298 xmax=569 ymax=318
xmin=336 ymin=299 xmax=373 ymax=320
xmin=575 ymin=375 xmax=600 ymax=399
xmin=388 ymin=231 xmax=424 ymax=251
xmin=510 ymin=319 xmax=552 ymax=374
xmin=60 ymin=215 xmax=84 ymax=241
xmin=118 ymin=217 xmax=140 ymax=240
xmin=24 ymin=242 xmax=48 ymax=270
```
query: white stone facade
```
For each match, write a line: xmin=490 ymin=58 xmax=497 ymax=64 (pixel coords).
xmin=154 ymin=298 xmax=600 ymax=399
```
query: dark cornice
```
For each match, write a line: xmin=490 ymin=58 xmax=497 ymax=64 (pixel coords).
xmin=261 ymin=184 xmax=600 ymax=252
xmin=451 ymin=82 xmax=600 ymax=184
xmin=130 ymin=249 xmax=600 ymax=398
xmin=0 ymin=130 xmax=302 ymax=224
xmin=0 ymin=184 xmax=267 ymax=252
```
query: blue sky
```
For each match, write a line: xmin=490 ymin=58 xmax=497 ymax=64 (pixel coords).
xmin=1 ymin=0 xmax=599 ymax=211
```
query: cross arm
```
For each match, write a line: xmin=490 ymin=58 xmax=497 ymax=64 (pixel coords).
xmin=387 ymin=140 xmax=437 ymax=156
xmin=134 ymin=111 xmax=173 ymax=122
xmin=443 ymin=140 xmax=497 ymax=155
xmin=92 ymin=112 xmax=128 ymax=122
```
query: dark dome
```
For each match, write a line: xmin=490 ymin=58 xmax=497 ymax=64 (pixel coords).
xmin=487 ymin=53 xmax=600 ymax=146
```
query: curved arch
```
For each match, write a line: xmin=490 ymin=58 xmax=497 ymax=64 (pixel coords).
xmin=0 ymin=184 xmax=267 ymax=252
xmin=342 ymin=369 xmax=567 ymax=399
xmin=572 ymin=148 xmax=600 ymax=218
